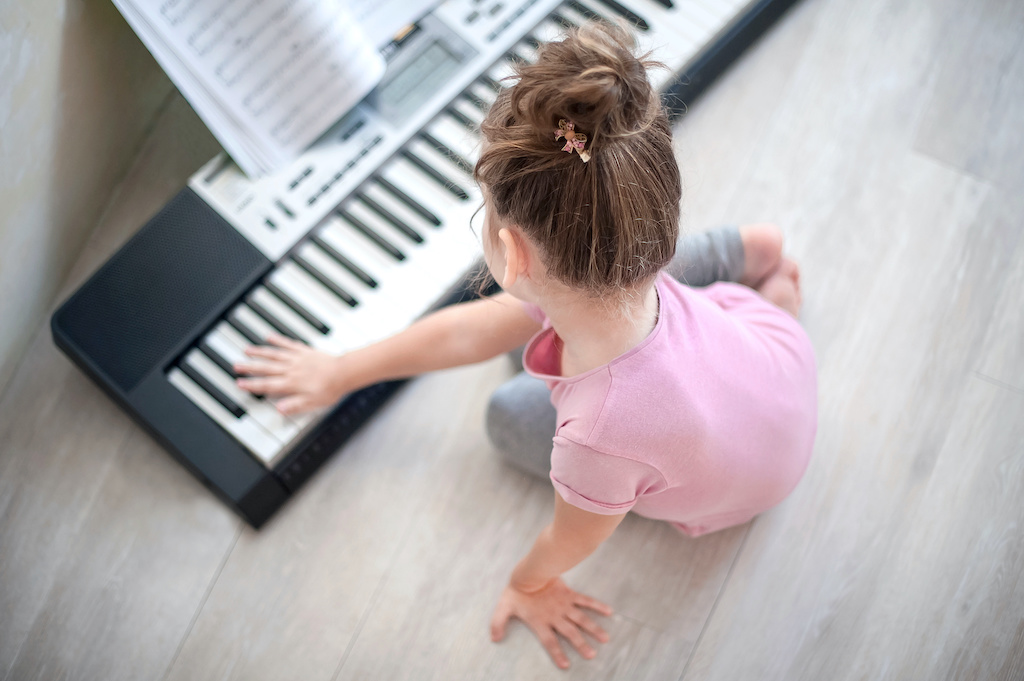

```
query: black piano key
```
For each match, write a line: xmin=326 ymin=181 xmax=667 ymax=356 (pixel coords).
xmin=571 ymin=0 xmax=649 ymax=32
xmin=337 ymin=212 xmax=407 ymax=261
xmin=400 ymin=150 xmax=470 ymax=200
xmin=306 ymin=236 xmax=377 ymax=289
xmin=507 ymin=50 xmax=531 ymax=66
xmin=292 ymin=252 xmax=361 ymax=307
xmin=419 ymin=132 xmax=474 ymax=176
xmin=227 ymin=313 xmax=265 ymax=345
xmin=179 ymin=362 xmax=246 ymax=418
xmin=376 ymin=177 xmax=443 ymax=226
xmin=198 ymin=340 xmax=238 ymax=378
xmin=462 ymin=91 xmax=490 ymax=113
xmin=447 ymin=106 xmax=478 ymax=131
xmin=198 ymin=340 xmax=267 ymax=401
xmin=264 ymin=281 xmax=330 ymax=334
xmin=359 ymin=195 xmax=424 ymax=245
xmin=652 ymin=0 xmax=673 ymax=8
xmin=479 ymin=74 xmax=502 ymax=92
xmin=245 ymin=296 xmax=305 ymax=342
xmin=549 ymin=11 xmax=579 ymax=29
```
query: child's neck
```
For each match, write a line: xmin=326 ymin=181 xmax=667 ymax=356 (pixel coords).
xmin=540 ymin=280 xmax=660 ymax=377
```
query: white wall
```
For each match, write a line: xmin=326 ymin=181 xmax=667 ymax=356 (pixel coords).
xmin=0 ymin=0 xmax=173 ymax=397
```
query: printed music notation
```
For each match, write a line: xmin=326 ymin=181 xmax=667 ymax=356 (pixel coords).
xmin=113 ymin=0 xmax=389 ymax=176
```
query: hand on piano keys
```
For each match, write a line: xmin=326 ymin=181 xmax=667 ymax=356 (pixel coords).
xmin=235 ymin=334 xmax=350 ymax=416
xmin=234 ymin=293 xmax=541 ymax=417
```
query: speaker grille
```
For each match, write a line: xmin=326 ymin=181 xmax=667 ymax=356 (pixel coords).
xmin=54 ymin=189 xmax=269 ymax=392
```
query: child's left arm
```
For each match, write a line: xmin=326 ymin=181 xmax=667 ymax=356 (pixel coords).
xmin=489 ymin=492 xmax=626 ymax=669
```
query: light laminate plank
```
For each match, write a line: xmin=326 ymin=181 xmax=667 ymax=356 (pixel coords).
xmin=5 ymin=428 xmax=239 ymax=681
xmin=975 ymin=199 xmax=1024 ymax=393
xmin=0 ymin=94 xmax=226 ymax=680
xmin=163 ymin=361 xmax=517 ymax=681
xmin=912 ymin=0 xmax=1024 ymax=189
xmin=331 ymin=371 xmax=747 ymax=680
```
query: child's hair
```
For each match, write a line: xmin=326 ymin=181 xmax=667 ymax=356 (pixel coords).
xmin=474 ymin=22 xmax=681 ymax=297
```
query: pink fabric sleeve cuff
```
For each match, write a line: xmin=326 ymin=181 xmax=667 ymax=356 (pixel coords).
xmin=550 ymin=476 xmax=637 ymax=515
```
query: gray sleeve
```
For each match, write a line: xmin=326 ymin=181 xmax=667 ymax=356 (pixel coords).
xmin=663 ymin=225 xmax=745 ymax=287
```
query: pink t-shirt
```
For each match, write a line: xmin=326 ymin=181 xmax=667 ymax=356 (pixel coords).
xmin=521 ymin=274 xmax=818 ymax=537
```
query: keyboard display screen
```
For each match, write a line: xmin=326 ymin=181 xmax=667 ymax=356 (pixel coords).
xmin=377 ymin=40 xmax=465 ymax=124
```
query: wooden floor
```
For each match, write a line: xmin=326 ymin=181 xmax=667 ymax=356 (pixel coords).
xmin=2 ymin=0 xmax=1022 ymax=679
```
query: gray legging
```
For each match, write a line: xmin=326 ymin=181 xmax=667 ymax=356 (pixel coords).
xmin=485 ymin=226 xmax=744 ymax=480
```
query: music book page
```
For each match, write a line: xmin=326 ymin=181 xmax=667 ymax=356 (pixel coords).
xmin=113 ymin=0 xmax=387 ymax=177
xmin=348 ymin=0 xmax=441 ymax=47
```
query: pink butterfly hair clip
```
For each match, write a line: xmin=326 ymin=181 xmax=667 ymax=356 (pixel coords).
xmin=555 ymin=119 xmax=591 ymax=162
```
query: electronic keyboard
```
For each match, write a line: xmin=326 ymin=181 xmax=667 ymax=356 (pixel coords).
xmin=52 ymin=0 xmax=799 ymax=527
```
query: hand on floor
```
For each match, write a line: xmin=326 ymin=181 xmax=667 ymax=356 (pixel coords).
xmin=490 ymin=578 xmax=612 ymax=670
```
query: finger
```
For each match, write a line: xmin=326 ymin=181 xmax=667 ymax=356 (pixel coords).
xmin=275 ymin=395 xmax=311 ymax=416
xmin=573 ymin=593 xmax=613 ymax=617
xmin=536 ymin=629 xmax=570 ymax=670
xmin=244 ymin=346 xmax=293 ymax=361
xmin=266 ymin=333 xmax=307 ymax=350
xmin=236 ymin=376 xmax=288 ymax=395
xmin=490 ymin=604 xmax=513 ymax=642
xmin=554 ymin=619 xmax=596 ymax=660
xmin=567 ymin=610 xmax=609 ymax=644
xmin=233 ymin=361 xmax=285 ymax=377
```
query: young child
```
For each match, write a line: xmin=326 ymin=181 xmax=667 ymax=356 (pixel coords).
xmin=235 ymin=23 xmax=817 ymax=670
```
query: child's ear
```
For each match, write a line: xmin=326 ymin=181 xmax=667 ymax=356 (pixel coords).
xmin=497 ymin=227 xmax=529 ymax=290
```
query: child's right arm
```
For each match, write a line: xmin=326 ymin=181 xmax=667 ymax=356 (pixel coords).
xmin=235 ymin=292 xmax=540 ymax=414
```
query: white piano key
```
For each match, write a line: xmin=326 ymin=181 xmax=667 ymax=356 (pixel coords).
xmin=514 ymin=40 xmax=539 ymax=63
xmin=249 ymin=287 xmax=326 ymax=347
xmin=320 ymin=215 xmax=404 ymax=279
xmin=346 ymin=198 xmax=429 ymax=249
xmin=325 ymin=206 xmax=476 ymax=322
xmin=406 ymin=137 xmax=476 ymax=188
xmin=327 ymin=210 xmax=450 ymax=311
xmin=232 ymin=304 xmax=282 ymax=345
xmin=487 ymin=59 xmax=518 ymax=87
xmin=398 ymin=149 xmax=474 ymax=204
xmin=299 ymin=236 xmax=387 ymax=305
xmin=680 ymin=0 xmax=726 ymax=31
xmin=296 ymin=241 xmax=411 ymax=341
xmin=532 ymin=20 xmax=565 ymax=45
xmin=185 ymin=349 xmax=302 ymax=444
xmin=693 ymin=0 xmax=746 ymax=24
xmin=209 ymin=322 xmax=317 ymax=429
xmin=294 ymin=243 xmax=374 ymax=306
xmin=361 ymin=181 xmax=442 ymax=235
xmin=426 ymin=115 xmax=481 ymax=166
xmin=269 ymin=263 xmax=373 ymax=352
xmin=450 ymin=96 xmax=486 ymax=128
xmin=168 ymin=367 xmax=281 ymax=465
xmin=379 ymin=158 xmax=469 ymax=220
xmin=467 ymin=81 xmax=498 ymax=109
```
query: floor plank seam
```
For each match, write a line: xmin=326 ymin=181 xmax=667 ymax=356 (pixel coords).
xmin=328 ymin=515 xmax=418 ymax=681
xmin=675 ymin=523 xmax=754 ymax=681
xmin=0 ymin=417 xmax=140 ymax=681
xmin=973 ymin=371 xmax=1024 ymax=396
xmin=158 ymin=523 xmax=243 ymax=681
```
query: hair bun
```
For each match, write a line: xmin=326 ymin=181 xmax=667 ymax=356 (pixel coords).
xmin=510 ymin=22 xmax=661 ymax=145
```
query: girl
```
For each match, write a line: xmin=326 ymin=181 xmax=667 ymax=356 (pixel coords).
xmin=236 ymin=23 xmax=817 ymax=670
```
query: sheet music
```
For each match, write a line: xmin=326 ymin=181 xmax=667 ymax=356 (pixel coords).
xmin=114 ymin=0 xmax=386 ymax=177
xmin=348 ymin=0 xmax=442 ymax=47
